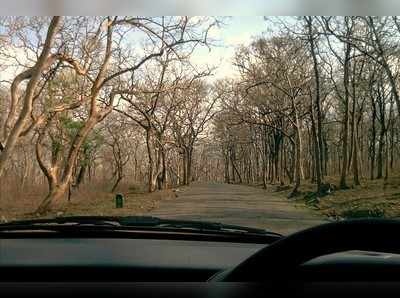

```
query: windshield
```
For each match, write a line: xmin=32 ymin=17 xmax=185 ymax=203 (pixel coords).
xmin=0 ymin=14 xmax=399 ymax=236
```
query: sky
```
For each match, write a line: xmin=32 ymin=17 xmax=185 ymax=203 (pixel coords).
xmin=0 ymin=16 xmax=269 ymax=83
xmin=189 ymin=16 xmax=267 ymax=80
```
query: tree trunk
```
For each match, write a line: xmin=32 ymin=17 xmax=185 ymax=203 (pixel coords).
xmin=0 ymin=17 xmax=62 ymax=177
xmin=231 ymin=158 xmax=242 ymax=184
xmin=111 ymin=173 xmax=122 ymax=193
xmin=75 ymin=163 xmax=87 ymax=188
xmin=339 ymin=44 xmax=351 ymax=189
xmin=339 ymin=35 xmax=351 ymax=189
xmin=384 ymin=132 xmax=389 ymax=181
xmin=353 ymin=128 xmax=360 ymax=186
xmin=146 ymin=129 xmax=156 ymax=192
xmin=348 ymin=100 xmax=355 ymax=171
xmin=377 ymin=129 xmax=385 ymax=179
xmin=310 ymin=95 xmax=322 ymax=194
xmin=289 ymin=129 xmax=301 ymax=197
xmin=288 ymin=94 xmax=302 ymax=197
xmin=36 ymin=183 xmax=68 ymax=214
xmin=159 ymin=146 xmax=168 ymax=189
xmin=323 ymin=133 xmax=328 ymax=177
xmin=370 ymin=96 xmax=377 ymax=180
xmin=306 ymin=16 xmax=324 ymax=183
xmin=224 ymin=148 xmax=230 ymax=183
xmin=186 ymin=147 xmax=194 ymax=185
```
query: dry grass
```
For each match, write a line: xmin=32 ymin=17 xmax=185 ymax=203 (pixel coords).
xmin=0 ymin=179 xmax=179 ymax=222
xmin=2 ymin=173 xmax=400 ymax=223
xmin=244 ymin=174 xmax=400 ymax=220
xmin=283 ymin=175 xmax=400 ymax=220
xmin=56 ymin=187 xmax=178 ymax=218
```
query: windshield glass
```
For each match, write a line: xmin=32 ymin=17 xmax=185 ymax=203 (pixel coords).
xmin=0 ymin=14 xmax=399 ymax=235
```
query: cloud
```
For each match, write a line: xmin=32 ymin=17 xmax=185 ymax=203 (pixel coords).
xmin=188 ymin=17 xmax=263 ymax=80
xmin=190 ymin=31 xmax=256 ymax=80
xmin=224 ymin=31 xmax=255 ymax=47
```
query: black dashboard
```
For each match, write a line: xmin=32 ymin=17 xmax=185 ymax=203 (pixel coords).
xmin=3 ymin=235 xmax=400 ymax=297
xmin=0 ymin=237 xmax=265 ymax=281
xmin=3 ymin=236 xmax=400 ymax=282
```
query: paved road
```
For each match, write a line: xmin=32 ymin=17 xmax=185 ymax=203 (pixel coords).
xmin=148 ymin=182 xmax=328 ymax=235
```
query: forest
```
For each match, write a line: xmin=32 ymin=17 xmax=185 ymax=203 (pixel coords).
xmin=0 ymin=16 xmax=400 ymax=218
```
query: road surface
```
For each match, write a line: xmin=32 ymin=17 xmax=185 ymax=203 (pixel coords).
xmin=148 ymin=182 xmax=327 ymax=235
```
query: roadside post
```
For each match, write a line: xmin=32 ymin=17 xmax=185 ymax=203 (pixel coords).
xmin=115 ymin=193 xmax=124 ymax=208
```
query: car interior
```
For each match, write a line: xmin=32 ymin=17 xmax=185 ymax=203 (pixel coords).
xmin=2 ymin=218 xmax=400 ymax=297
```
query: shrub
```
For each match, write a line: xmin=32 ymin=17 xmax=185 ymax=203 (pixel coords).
xmin=341 ymin=208 xmax=385 ymax=219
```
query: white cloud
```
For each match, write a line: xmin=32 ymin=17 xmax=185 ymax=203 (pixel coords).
xmin=188 ymin=18 xmax=262 ymax=81
xmin=224 ymin=31 xmax=255 ymax=47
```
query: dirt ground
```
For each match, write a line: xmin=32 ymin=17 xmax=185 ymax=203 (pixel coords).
xmin=297 ymin=175 xmax=400 ymax=220
xmin=1 ymin=181 xmax=327 ymax=235
xmin=10 ymin=175 xmax=399 ymax=236
xmin=149 ymin=182 xmax=327 ymax=235
xmin=3 ymin=174 xmax=399 ymax=235
xmin=0 ymin=183 xmax=178 ymax=222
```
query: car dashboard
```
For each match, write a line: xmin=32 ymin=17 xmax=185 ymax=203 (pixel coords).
xmin=0 ymin=237 xmax=265 ymax=281
xmin=3 ymin=235 xmax=400 ymax=297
